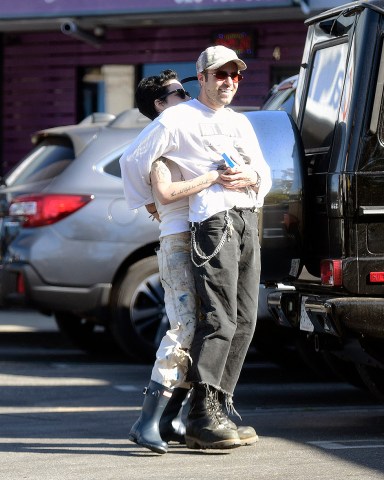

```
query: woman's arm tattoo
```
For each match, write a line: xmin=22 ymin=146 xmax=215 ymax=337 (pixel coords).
xmin=152 ymin=159 xmax=211 ymax=198
xmin=170 ymin=177 xmax=211 ymax=197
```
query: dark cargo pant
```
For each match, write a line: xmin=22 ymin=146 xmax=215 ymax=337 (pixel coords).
xmin=187 ymin=207 xmax=260 ymax=396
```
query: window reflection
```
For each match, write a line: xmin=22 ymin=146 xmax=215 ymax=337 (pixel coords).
xmin=302 ymin=42 xmax=348 ymax=150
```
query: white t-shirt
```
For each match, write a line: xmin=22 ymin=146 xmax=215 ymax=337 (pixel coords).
xmin=153 ymin=158 xmax=189 ymax=238
xmin=120 ymin=99 xmax=272 ymax=223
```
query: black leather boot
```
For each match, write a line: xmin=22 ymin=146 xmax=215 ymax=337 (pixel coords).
xmin=185 ymin=384 xmax=241 ymax=450
xmin=128 ymin=380 xmax=172 ymax=454
xmin=216 ymin=392 xmax=258 ymax=446
xmin=159 ymin=387 xmax=190 ymax=444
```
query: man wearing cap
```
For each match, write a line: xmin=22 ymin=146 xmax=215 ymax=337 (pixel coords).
xmin=120 ymin=45 xmax=272 ymax=450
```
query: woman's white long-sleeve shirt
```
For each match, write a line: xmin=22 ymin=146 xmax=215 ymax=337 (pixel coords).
xmin=119 ymin=99 xmax=272 ymax=223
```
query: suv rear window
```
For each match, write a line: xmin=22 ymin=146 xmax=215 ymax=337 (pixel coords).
xmin=301 ymin=41 xmax=349 ymax=151
xmin=103 ymin=157 xmax=122 ymax=178
xmin=5 ymin=137 xmax=75 ymax=187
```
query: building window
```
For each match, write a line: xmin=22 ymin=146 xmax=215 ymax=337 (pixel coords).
xmin=78 ymin=65 xmax=135 ymax=120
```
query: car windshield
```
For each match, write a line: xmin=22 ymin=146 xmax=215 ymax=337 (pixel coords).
xmin=263 ymin=88 xmax=295 ymax=112
xmin=4 ymin=137 xmax=75 ymax=187
xmin=262 ymin=75 xmax=298 ymax=114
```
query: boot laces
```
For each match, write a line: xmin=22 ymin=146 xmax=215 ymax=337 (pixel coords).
xmin=211 ymin=391 xmax=229 ymax=423
xmin=205 ymin=390 xmax=223 ymax=427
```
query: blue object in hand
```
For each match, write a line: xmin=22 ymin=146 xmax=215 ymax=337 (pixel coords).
xmin=221 ymin=153 xmax=236 ymax=168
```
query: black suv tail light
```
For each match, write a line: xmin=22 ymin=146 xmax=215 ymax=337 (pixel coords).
xmin=320 ymin=259 xmax=342 ymax=286
xmin=9 ymin=194 xmax=93 ymax=227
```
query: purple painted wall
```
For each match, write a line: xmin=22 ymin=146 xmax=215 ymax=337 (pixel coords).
xmin=2 ymin=21 xmax=306 ymax=172
xmin=0 ymin=0 xmax=293 ymax=17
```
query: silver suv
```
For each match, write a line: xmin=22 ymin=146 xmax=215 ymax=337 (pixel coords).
xmin=0 ymin=107 xmax=301 ymax=363
xmin=0 ymin=109 xmax=168 ymax=361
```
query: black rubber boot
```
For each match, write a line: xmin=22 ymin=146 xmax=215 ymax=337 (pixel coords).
xmin=216 ymin=392 xmax=258 ymax=446
xmin=185 ymin=385 xmax=241 ymax=450
xmin=159 ymin=387 xmax=190 ymax=444
xmin=128 ymin=380 xmax=172 ymax=454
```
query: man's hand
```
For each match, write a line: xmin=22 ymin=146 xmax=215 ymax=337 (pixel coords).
xmin=218 ymin=164 xmax=260 ymax=190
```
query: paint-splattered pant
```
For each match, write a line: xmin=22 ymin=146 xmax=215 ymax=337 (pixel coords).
xmin=150 ymin=231 xmax=197 ymax=389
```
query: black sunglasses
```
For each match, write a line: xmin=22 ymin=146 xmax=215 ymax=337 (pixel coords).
xmin=158 ymin=88 xmax=191 ymax=101
xmin=208 ymin=71 xmax=244 ymax=83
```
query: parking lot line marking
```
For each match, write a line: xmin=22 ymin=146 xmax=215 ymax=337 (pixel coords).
xmin=308 ymin=439 xmax=384 ymax=450
xmin=0 ymin=375 xmax=108 ymax=386
xmin=0 ymin=325 xmax=38 ymax=332
xmin=0 ymin=406 xmax=141 ymax=414
xmin=239 ymin=405 xmax=384 ymax=414
xmin=114 ymin=385 xmax=140 ymax=392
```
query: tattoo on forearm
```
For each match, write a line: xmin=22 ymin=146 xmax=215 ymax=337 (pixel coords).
xmin=170 ymin=178 xmax=210 ymax=197
xmin=151 ymin=159 xmax=212 ymax=197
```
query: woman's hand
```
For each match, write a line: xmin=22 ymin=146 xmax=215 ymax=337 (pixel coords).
xmin=145 ymin=203 xmax=161 ymax=222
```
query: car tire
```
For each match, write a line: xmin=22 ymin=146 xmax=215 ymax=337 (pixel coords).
xmin=110 ymin=256 xmax=168 ymax=363
xmin=54 ymin=311 xmax=119 ymax=356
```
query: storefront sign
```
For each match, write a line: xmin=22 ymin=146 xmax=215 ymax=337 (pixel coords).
xmin=213 ymin=31 xmax=255 ymax=57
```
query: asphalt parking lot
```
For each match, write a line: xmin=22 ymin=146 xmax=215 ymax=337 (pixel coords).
xmin=0 ymin=308 xmax=384 ymax=480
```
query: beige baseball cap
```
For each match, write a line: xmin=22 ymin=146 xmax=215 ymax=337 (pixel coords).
xmin=196 ymin=45 xmax=247 ymax=73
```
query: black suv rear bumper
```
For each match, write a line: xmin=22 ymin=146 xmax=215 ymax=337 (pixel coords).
xmin=268 ymin=290 xmax=384 ymax=339
xmin=305 ymin=296 xmax=384 ymax=338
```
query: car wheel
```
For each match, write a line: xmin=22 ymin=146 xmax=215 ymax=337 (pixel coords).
xmin=110 ymin=256 xmax=168 ymax=363
xmin=55 ymin=311 xmax=119 ymax=356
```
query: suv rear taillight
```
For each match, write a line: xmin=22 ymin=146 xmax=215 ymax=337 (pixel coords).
xmin=320 ymin=259 xmax=342 ymax=286
xmin=9 ymin=194 xmax=93 ymax=227
xmin=17 ymin=273 xmax=25 ymax=294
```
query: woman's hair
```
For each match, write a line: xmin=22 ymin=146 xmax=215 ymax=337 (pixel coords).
xmin=135 ymin=69 xmax=179 ymax=120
